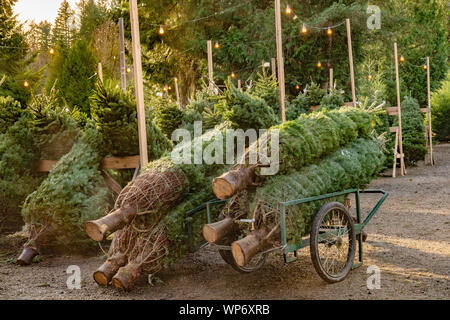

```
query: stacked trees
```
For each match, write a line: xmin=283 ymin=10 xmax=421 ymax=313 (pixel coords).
xmin=230 ymin=138 xmax=385 ymax=267
xmin=212 ymin=107 xmax=375 ymax=200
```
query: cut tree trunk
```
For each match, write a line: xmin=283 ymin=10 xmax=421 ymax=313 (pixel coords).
xmin=112 ymin=262 xmax=142 ymax=291
xmin=93 ymin=252 xmax=128 ymax=286
xmin=212 ymin=167 xmax=254 ymax=200
xmin=231 ymin=227 xmax=273 ymax=267
xmin=16 ymin=246 xmax=39 ymax=266
xmin=202 ymin=217 xmax=238 ymax=244
xmin=85 ymin=204 xmax=138 ymax=242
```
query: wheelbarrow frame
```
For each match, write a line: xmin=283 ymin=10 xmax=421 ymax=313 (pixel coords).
xmin=186 ymin=188 xmax=388 ymax=271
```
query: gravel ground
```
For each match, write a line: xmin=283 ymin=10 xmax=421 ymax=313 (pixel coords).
xmin=0 ymin=144 xmax=449 ymax=300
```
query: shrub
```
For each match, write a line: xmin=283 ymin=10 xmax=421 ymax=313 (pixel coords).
xmin=304 ymin=82 xmax=326 ymax=106
xmin=431 ymin=72 xmax=450 ymax=141
xmin=251 ymin=71 xmax=280 ymax=114
xmin=90 ymin=81 xmax=172 ymax=157
xmin=286 ymin=94 xmax=309 ymax=120
xmin=215 ymin=83 xmax=279 ymax=131
xmin=395 ymin=96 xmax=427 ymax=166
xmin=155 ymin=99 xmax=184 ymax=138
xmin=320 ymin=89 xmax=345 ymax=110
xmin=0 ymin=96 xmax=24 ymax=134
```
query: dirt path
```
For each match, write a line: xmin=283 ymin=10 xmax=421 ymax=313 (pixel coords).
xmin=1 ymin=145 xmax=449 ymax=300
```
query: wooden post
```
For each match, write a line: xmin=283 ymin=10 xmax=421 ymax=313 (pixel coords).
xmin=118 ymin=18 xmax=127 ymax=92
xmin=174 ymin=77 xmax=181 ymax=109
xmin=207 ymin=40 xmax=214 ymax=92
xmin=394 ymin=42 xmax=405 ymax=176
xmin=238 ymin=79 xmax=241 ymax=90
xmin=271 ymin=58 xmax=276 ymax=77
xmin=426 ymin=56 xmax=434 ymax=165
xmin=346 ymin=19 xmax=357 ymax=107
xmin=98 ymin=62 xmax=103 ymax=83
xmin=275 ymin=0 xmax=286 ymax=122
xmin=129 ymin=0 xmax=148 ymax=166
xmin=329 ymin=68 xmax=334 ymax=90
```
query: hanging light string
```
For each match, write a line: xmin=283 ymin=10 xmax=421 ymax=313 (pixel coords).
xmin=142 ymin=2 xmax=249 ymax=29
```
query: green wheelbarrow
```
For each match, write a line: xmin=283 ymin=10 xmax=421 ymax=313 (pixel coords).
xmin=186 ymin=188 xmax=388 ymax=283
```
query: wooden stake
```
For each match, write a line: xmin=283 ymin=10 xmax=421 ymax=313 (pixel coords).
xmin=394 ymin=42 xmax=406 ymax=176
xmin=207 ymin=40 xmax=214 ymax=92
xmin=346 ymin=19 xmax=357 ymax=107
xmin=129 ymin=0 xmax=148 ymax=166
xmin=238 ymin=79 xmax=241 ymax=90
xmin=275 ymin=0 xmax=286 ymax=122
xmin=174 ymin=78 xmax=181 ymax=108
xmin=426 ymin=57 xmax=434 ymax=165
xmin=98 ymin=62 xmax=103 ymax=83
xmin=271 ymin=58 xmax=276 ymax=77
xmin=118 ymin=18 xmax=127 ymax=92
xmin=329 ymin=68 xmax=334 ymax=90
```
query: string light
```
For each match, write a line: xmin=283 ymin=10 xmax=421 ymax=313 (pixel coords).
xmin=126 ymin=67 xmax=132 ymax=73
xmin=159 ymin=25 xmax=165 ymax=35
xmin=399 ymin=55 xmax=405 ymax=63
xmin=23 ymin=80 xmax=29 ymax=88
xmin=368 ymin=74 xmax=373 ymax=80
xmin=326 ymin=27 xmax=333 ymax=36
xmin=49 ymin=48 xmax=55 ymax=55
xmin=231 ymin=72 xmax=236 ymax=78
xmin=316 ymin=61 xmax=322 ymax=68
xmin=174 ymin=77 xmax=178 ymax=82
xmin=214 ymin=41 xmax=220 ymax=49
xmin=285 ymin=5 xmax=292 ymax=15
xmin=301 ymin=23 xmax=308 ymax=34
xmin=423 ymin=65 xmax=427 ymax=70
xmin=295 ymin=85 xmax=300 ymax=90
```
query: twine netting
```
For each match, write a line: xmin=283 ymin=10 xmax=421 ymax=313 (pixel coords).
xmin=114 ymin=168 xmax=185 ymax=215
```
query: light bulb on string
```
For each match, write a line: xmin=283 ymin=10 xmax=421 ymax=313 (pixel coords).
xmin=174 ymin=77 xmax=178 ymax=82
xmin=23 ymin=80 xmax=29 ymax=88
xmin=399 ymin=55 xmax=405 ymax=63
xmin=301 ymin=23 xmax=308 ymax=34
xmin=368 ymin=74 xmax=373 ymax=80
xmin=423 ymin=65 xmax=427 ymax=70
xmin=159 ymin=25 xmax=165 ymax=35
xmin=214 ymin=41 xmax=220 ymax=49
xmin=285 ymin=5 xmax=292 ymax=15
xmin=317 ymin=61 xmax=322 ymax=68
xmin=326 ymin=27 xmax=333 ymax=36
xmin=49 ymin=48 xmax=55 ymax=55
xmin=126 ymin=66 xmax=132 ymax=73
xmin=295 ymin=85 xmax=300 ymax=90
xmin=231 ymin=72 xmax=236 ymax=78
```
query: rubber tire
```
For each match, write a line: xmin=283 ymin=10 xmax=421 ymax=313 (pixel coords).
xmin=310 ymin=202 xmax=356 ymax=283
xmin=219 ymin=249 xmax=267 ymax=274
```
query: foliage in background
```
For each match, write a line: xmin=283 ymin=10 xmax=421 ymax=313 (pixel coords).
xmin=286 ymin=94 xmax=310 ymax=121
xmin=214 ymin=82 xmax=279 ymax=131
xmin=304 ymin=82 xmax=326 ymax=107
xmin=0 ymin=96 xmax=24 ymax=134
xmin=431 ymin=72 xmax=450 ymax=141
xmin=251 ymin=71 xmax=280 ymax=114
xmin=320 ymin=88 xmax=345 ymax=110
xmin=90 ymin=80 xmax=172 ymax=157
xmin=55 ymin=39 xmax=97 ymax=114
xmin=154 ymin=98 xmax=184 ymax=138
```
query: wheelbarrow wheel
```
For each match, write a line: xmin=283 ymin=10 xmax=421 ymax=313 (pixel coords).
xmin=217 ymin=234 xmax=267 ymax=273
xmin=219 ymin=249 xmax=267 ymax=274
xmin=310 ymin=202 xmax=356 ymax=283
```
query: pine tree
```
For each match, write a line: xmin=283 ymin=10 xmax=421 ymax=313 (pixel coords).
xmin=56 ymin=39 xmax=97 ymax=114
xmin=52 ymin=0 xmax=75 ymax=49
